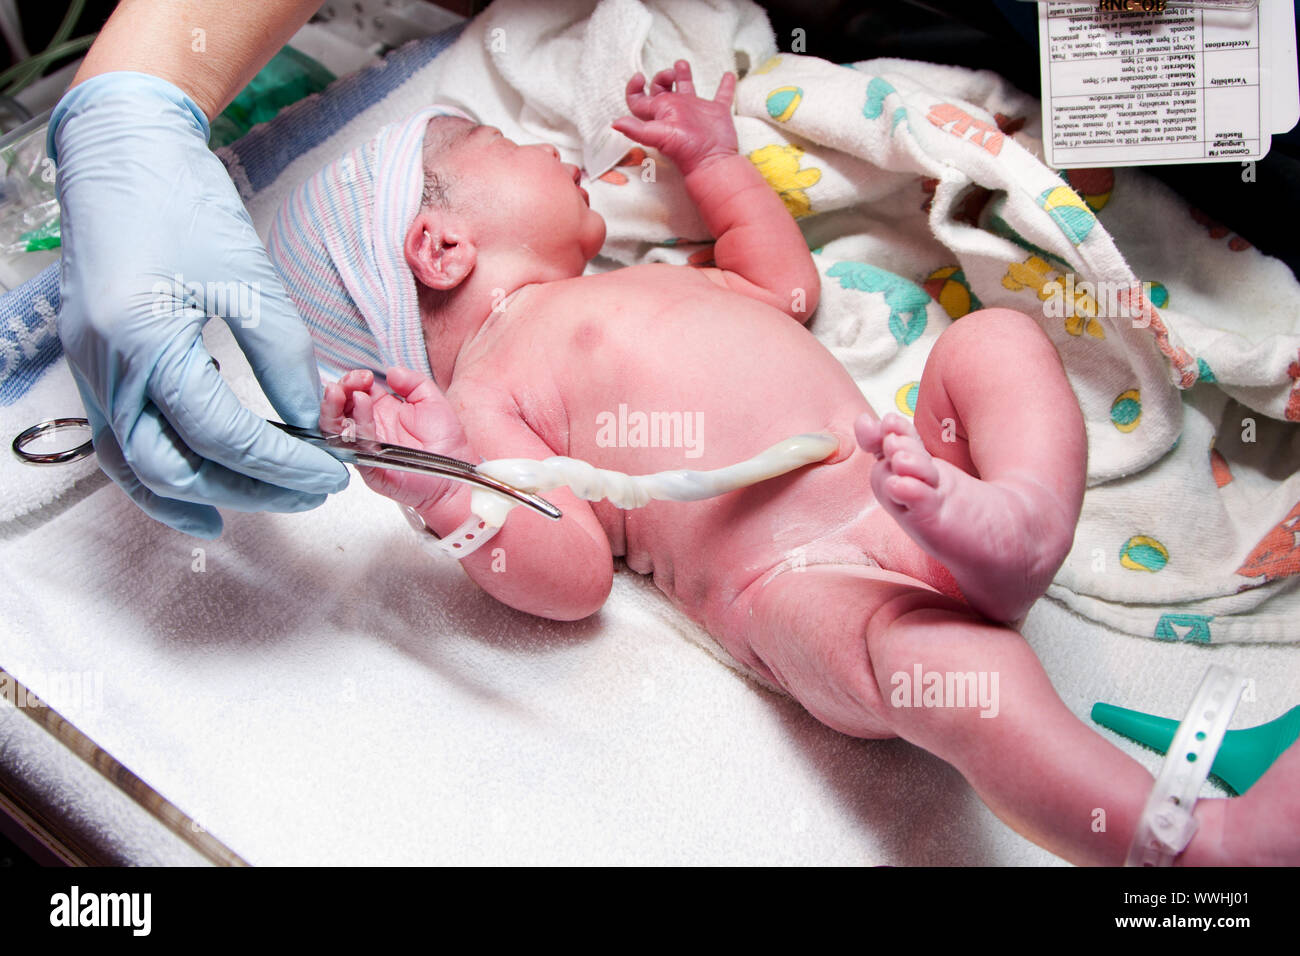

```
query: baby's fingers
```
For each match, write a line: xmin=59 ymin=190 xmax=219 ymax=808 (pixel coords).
xmin=624 ymin=73 xmax=655 ymax=119
xmin=673 ymin=60 xmax=695 ymax=97
xmin=319 ymin=381 xmax=349 ymax=433
xmin=347 ymin=389 xmax=379 ymax=442
xmin=342 ymin=368 xmax=399 ymax=413
xmin=713 ymin=71 xmax=736 ymax=105
xmin=611 ymin=116 xmax=670 ymax=151
xmin=324 ymin=370 xmax=382 ymax=436
xmin=384 ymin=366 xmax=446 ymax=406
xmin=337 ymin=368 xmax=376 ymax=396
xmin=650 ymin=66 xmax=677 ymax=96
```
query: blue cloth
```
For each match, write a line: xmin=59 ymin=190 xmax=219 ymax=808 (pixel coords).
xmin=0 ymin=24 xmax=465 ymax=407
xmin=0 ymin=262 xmax=62 ymax=406
xmin=223 ymin=25 xmax=465 ymax=195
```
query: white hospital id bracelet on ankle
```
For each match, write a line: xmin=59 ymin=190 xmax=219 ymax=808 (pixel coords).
xmin=401 ymin=505 xmax=499 ymax=559
xmin=1125 ymin=666 xmax=1247 ymax=867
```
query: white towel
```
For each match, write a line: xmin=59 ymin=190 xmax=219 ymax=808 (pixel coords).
xmin=416 ymin=0 xmax=775 ymax=177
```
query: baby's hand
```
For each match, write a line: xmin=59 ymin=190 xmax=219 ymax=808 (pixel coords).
xmin=612 ymin=60 xmax=737 ymax=176
xmin=319 ymin=367 xmax=470 ymax=513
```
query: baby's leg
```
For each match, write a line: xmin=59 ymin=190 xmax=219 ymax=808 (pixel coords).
xmin=730 ymin=564 xmax=924 ymax=738
xmin=864 ymin=587 xmax=1156 ymax=864
xmin=857 ymin=308 xmax=1086 ymax=622
xmin=740 ymin=566 xmax=1262 ymax=865
xmin=868 ymin=590 xmax=1300 ymax=866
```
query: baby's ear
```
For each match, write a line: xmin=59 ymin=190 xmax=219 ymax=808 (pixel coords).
xmin=404 ymin=210 xmax=476 ymax=291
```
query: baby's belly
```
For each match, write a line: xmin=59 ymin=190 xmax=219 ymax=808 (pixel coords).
xmin=501 ymin=267 xmax=955 ymax=629
xmin=609 ymin=437 xmax=930 ymax=640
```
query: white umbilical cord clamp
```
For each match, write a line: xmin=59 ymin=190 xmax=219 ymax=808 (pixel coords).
xmin=1126 ymin=665 xmax=1247 ymax=867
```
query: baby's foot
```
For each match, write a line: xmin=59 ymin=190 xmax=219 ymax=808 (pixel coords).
xmin=856 ymin=412 xmax=1073 ymax=622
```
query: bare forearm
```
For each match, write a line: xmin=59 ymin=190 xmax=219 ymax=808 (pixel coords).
xmin=73 ymin=0 xmax=321 ymax=119
xmin=685 ymin=154 xmax=821 ymax=319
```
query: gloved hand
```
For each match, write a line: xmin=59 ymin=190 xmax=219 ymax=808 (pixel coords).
xmin=50 ymin=71 xmax=349 ymax=538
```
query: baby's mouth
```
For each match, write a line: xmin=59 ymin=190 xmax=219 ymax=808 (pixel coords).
xmin=568 ymin=163 xmax=589 ymax=204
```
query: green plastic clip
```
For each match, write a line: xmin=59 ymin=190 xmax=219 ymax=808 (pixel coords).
xmin=1091 ymin=701 xmax=1300 ymax=795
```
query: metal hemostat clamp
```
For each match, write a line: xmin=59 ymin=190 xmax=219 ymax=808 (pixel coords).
xmin=11 ymin=416 xmax=563 ymax=522
xmin=270 ymin=422 xmax=563 ymax=520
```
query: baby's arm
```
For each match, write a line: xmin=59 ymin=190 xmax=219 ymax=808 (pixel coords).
xmin=322 ymin=369 xmax=613 ymax=621
xmin=445 ymin=388 xmax=615 ymax=620
xmin=613 ymin=60 xmax=820 ymax=322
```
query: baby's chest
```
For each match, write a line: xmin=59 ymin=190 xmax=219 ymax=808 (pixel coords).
xmin=548 ymin=266 xmax=731 ymax=329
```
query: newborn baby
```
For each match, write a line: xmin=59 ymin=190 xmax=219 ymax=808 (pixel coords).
xmin=269 ymin=62 xmax=1298 ymax=866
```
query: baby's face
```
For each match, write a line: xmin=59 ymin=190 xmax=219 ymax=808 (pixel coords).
xmin=437 ymin=120 xmax=607 ymax=273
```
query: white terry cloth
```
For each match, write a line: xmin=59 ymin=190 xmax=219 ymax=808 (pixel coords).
xmin=0 ymin=704 xmax=208 ymax=865
xmin=425 ymin=0 xmax=775 ymax=177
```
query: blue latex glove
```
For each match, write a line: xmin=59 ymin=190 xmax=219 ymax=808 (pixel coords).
xmin=49 ymin=72 xmax=349 ymax=538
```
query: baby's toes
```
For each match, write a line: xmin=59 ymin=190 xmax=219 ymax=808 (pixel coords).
xmin=879 ymin=412 xmax=922 ymax=442
xmin=868 ymin=452 xmax=896 ymax=503
xmin=885 ymin=440 xmax=940 ymax=488
xmin=881 ymin=428 xmax=937 ymax=476
xmin=882 ymin=473 xmax=939 ymax=512
xmin=855 ymin=413 xmax=886 ymax=456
